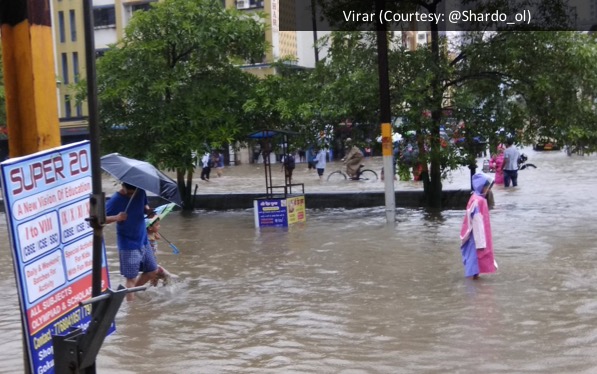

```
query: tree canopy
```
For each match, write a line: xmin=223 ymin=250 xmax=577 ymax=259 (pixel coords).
xmin=97 ymin=0 xmax=267 ymax=208
xmin=309 ymin=0 xmax=597 ymax=207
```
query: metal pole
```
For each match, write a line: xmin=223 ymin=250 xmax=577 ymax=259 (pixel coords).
xmin=310 ymin=0 xmax=319 ymax=64
xmin=82 ymin=0 xmax=103 ymax=304
xmin=82 ymin=0 xmax=105 ymax=372
xmin=375 ymin=0 xmax=396 ymax=224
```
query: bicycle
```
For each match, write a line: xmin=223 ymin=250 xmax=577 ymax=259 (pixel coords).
xmin=518 ymin=153 xmax=537 ymax=170
xmin=327 ymin=164 xmax=378 ymax=182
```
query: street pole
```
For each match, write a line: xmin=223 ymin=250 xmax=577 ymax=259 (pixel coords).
xmin=375 ymin=0 xmax=396 ymax=224
xmin=82 ymin=0 xmax=105 ymax=371
xmin=310 ymin=0 xmax=319 ymax=64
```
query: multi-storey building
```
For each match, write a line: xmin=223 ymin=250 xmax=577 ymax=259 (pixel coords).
xmin=50 ymin=0 xmax=311 ymax=142
xmin=50 ymin=0 xmax=157 ymax=142
xmin=224 ymin=0 xmax=300 ymax=76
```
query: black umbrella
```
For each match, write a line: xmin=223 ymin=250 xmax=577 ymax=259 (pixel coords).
xmin=100 ymin=153 xmax=183 ymax=206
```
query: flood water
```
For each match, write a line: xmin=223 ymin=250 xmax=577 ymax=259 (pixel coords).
xmin=2 ymin=149 xmax=597 ymax=373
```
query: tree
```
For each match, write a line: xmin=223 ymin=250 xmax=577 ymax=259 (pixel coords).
xmin=314 ymin=0 xmax=595 ymax=208
xmin=97 ymin=0 xmax=266 ymax=209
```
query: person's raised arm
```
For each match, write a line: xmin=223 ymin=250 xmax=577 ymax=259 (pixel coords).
xmin=106 ymin=212 xmax=127 ymax=224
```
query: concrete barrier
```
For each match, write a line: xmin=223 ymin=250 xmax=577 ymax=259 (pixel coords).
xmin=190 ymin=190 xmax=472 ymax=211
xmin=0 ymin=190 xmax=472 ymax=213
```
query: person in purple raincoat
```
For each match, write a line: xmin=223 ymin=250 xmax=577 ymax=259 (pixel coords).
xmin=459 ymin=173 xmax=497 ymax=279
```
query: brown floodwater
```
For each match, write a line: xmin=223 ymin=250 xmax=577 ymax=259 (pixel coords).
xmin=1 ymin=148 xmax=597 ymax=373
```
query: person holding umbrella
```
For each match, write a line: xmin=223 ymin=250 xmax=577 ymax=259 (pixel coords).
xmin=106 ymin=182 xmax=159 ymax=301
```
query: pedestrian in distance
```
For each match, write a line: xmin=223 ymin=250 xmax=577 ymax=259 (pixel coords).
xmin=282 ymin=152 xmax=296 ymax=184
xmin=252 ymin=142 xmax=261 ymax=164
xmin=106 ymin=182 xmax=159 ymax=301
xmin=490 ymin=144 xmax=506 ymax=185
xmin=200 ymin=152 xmax=212 ymax=181
xmin=314 ymin=148 xmax=327 ymax=180
xmin=214 ymin=151 xmax=224 ymax=177
xmin=502 ymin=138 xmax=520 ymax=187
xmin=298 ymin=149 xmax=306 ymax=163
xmin=459 ymin=173 xmax=497 ymax=279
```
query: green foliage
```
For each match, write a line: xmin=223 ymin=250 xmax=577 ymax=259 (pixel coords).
xmin=96 ymin=0 xmax=266 ymax=208
xmin=311 ymin=0 xmax=597 ymax=208
xmin=242 ymin=60 xmax=325 ymax=150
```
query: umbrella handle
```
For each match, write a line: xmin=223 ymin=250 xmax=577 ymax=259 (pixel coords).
xmin=124 ymin=188 xmax=138 ymax=213
xmin=159 ymin=233 xmax=180 ymax=254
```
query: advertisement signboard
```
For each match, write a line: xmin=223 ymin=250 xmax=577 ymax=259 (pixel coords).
xmin=286 ymin=195 xmax=306 ymax=224
xmin=254 ymin=195 xmax=306 ymax=228
xmin=0 ymin=141 xmax=113 ymax=373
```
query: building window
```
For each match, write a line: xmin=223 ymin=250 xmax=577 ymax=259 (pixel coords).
xmin=72 ymin=52 xmax=79 ymax=83
xmin=132 ymin=2 xmax=153 ymax=12
xmin=96 ymin=49 xmax=108 ymax=58
xmin=93 ymin=6 xmax=116 ymax=28
xmin=69 ymin=10 xmax=77 ymax=41
xmin=61 ymin=53 xmax=69 ymax=85
xmin=65 ymin=95 xmax=72 ymax=118
xmin=58 ymin=11 xmax=65 ymax=43
xmin=76 ymin=103 xmax=83 ymax=117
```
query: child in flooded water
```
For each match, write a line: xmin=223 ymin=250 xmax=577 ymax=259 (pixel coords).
xmin=146 ymin=216 xmax=172 ymax=286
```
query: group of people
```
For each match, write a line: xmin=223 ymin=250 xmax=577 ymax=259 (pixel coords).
xmin=200 ymin=151 xmax=225 ymax=181
xmin=254 ymin=138 xmax=369 ymax=182
xmin=105 ymin=138 xmax=521 ymax=294
xmin=489 ymin=138 xmax=520 ymax=188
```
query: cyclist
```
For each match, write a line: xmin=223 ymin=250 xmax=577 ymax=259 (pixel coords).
xmin=342 ymin=138 xmax=364 ymax=180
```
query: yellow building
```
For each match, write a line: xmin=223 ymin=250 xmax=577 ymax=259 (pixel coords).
xmin=50 ymin=0 xmax=157 ymax=140
xmin=51 ymin=0 xmax=297 ymax=137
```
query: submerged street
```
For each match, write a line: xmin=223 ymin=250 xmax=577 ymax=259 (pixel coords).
xmin=1 ymin=149 xmax=596 ymax=373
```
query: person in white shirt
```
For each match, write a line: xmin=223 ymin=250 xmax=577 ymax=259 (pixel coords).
xmin=200 ymin=152 xmax=212 ymax=181
xmin=501 ymin=138 xmax=520 ymax=187
xmin=314 ymin=148 xmax=327 ymax=180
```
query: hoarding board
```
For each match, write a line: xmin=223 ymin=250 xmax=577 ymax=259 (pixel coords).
xmin=0 ymin=141 xmax=113 ymax=373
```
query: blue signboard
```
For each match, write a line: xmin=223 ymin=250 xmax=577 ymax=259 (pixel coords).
xmin=0 ymin=141 xmax=113 ymax=374
xmin=253 ymin=196 xmax=307 ymax=228
xmin=254 ymin=198 xmax=288 ymax=227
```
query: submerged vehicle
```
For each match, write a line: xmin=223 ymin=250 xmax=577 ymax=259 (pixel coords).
xmin=534 ymin=138 xmax=560 ymax=151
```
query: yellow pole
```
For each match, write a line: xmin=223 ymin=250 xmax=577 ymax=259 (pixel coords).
xmin=1 ymin=0 xmax=61 ymax=157
xmin=1 ymin=2 xmax=61 ymax=372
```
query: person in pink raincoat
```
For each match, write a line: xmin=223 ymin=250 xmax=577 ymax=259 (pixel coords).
xmin=490 ymin=144 xmax=505 ymax=185
xmin=459 ymin=173 xmax=497 ymax=279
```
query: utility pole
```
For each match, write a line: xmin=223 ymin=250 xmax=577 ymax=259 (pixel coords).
xmin=310 ymin=0 xmax=319 ymax=63
xmin=375 ymin=0 xmax=396 ymax=224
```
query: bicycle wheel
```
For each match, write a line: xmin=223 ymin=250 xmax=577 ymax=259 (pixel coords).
xmin=327 ymin=170 xmax=347 ymax=182
xmin=358 ymin=169 xmax=378 ymax=182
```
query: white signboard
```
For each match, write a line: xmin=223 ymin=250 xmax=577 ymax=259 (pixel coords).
xmin=0 ymin=141 xmax=113 ymax=374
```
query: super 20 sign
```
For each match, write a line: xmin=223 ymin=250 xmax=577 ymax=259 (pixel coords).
xmin=0 ymin=141 xmax=112 ymax=374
